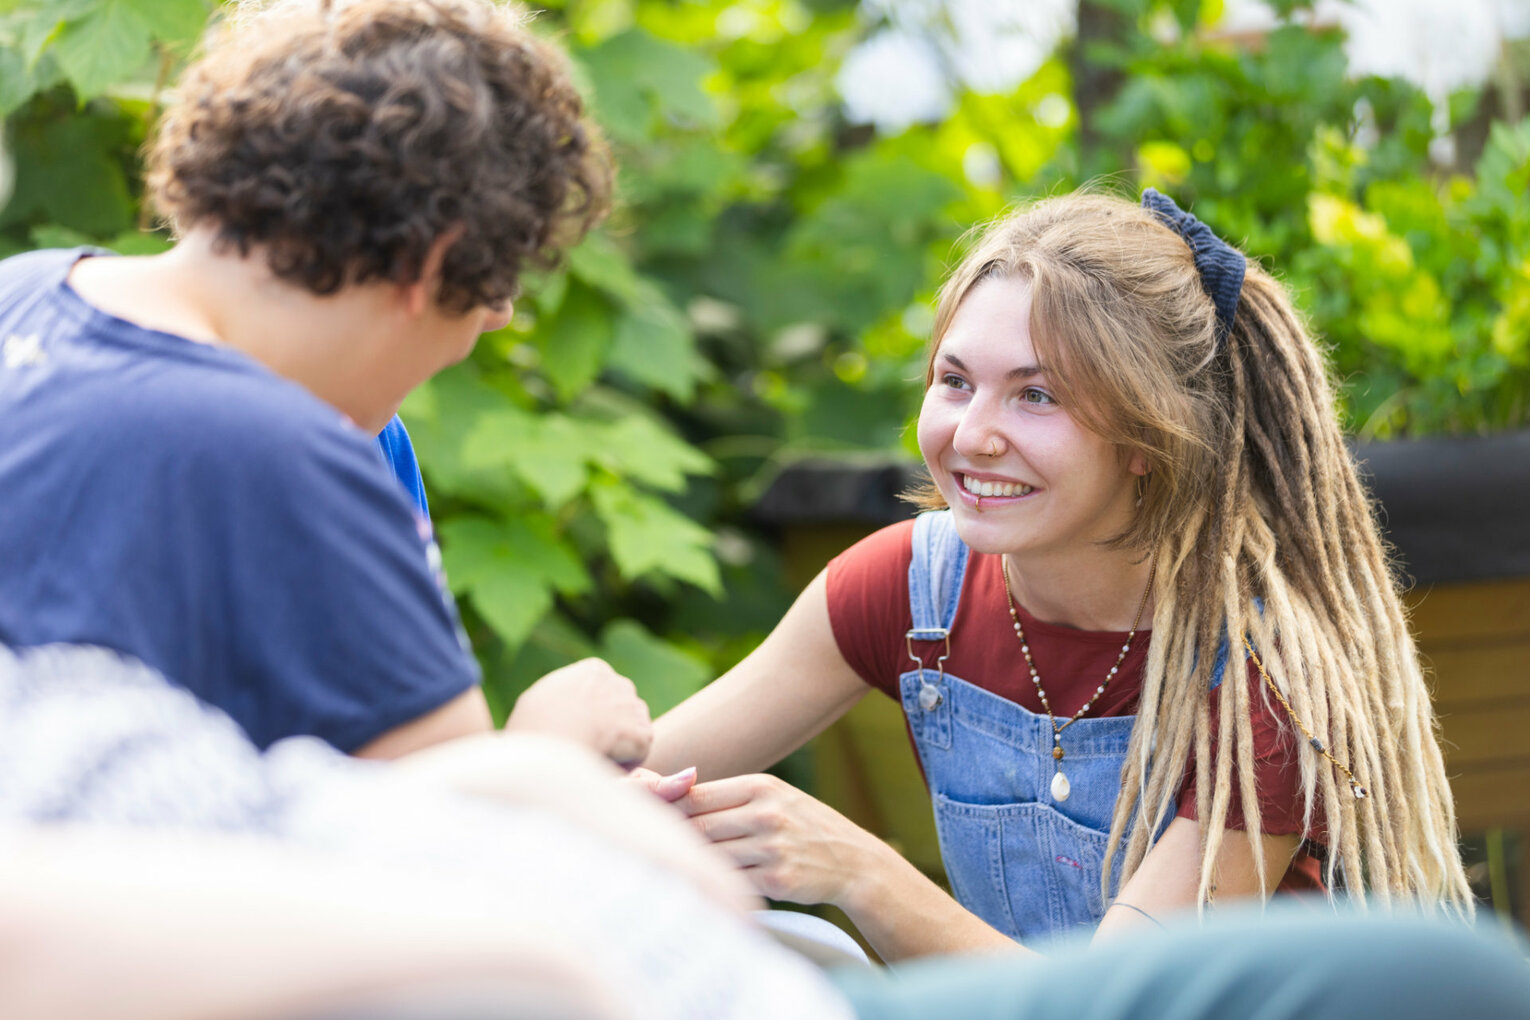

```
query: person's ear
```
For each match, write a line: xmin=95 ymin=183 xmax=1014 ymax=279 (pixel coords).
xmin=401 ymin=225 xmax=466 ymax=318
xmin=1127 ymin=450 xmax=1150 ymax=477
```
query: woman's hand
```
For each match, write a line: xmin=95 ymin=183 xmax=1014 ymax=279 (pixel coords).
xmin=505 ymin=658 xmax=652 ymax=767
xmin=675 ymin=774 xmax=882 ymax=908
xmin=627 ymin=765 xmax=697 ymax=803
xmin=675 ymin=773 xmax=1023 ymax=961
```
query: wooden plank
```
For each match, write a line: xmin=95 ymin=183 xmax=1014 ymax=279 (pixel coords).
xmin=1406 ymin=577 xmax=1530 ymax=643
xmin=1424 ymin=641 xmax=1530 ymax=708
xmin=1437 ymin=702 xmax=1530 ymax=766
xmin=1449 ymin=760 xmax=1530 ymax=833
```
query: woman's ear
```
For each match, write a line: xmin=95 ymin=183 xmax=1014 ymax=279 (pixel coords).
xmin=1127 ymin=450 xmax=1151 ymax=477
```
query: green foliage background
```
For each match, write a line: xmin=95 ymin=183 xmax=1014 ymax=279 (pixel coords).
xmin=3 ymin=0 xmax=1527 ymax=716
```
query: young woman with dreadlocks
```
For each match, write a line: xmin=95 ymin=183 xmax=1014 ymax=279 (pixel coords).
xmin=641 ymin=188 xmax=1474 ymax=961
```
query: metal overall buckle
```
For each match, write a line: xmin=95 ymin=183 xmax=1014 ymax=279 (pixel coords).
xmin=905 ymin=627 xmax=950 ymax=711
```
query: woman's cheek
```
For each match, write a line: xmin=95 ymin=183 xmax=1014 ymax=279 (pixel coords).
xmin=914 ymin=390 xmax=946 ymax=465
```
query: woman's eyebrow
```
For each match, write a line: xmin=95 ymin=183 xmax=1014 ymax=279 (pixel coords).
xmin=941 ymin=352 xmax=1047 ymax=380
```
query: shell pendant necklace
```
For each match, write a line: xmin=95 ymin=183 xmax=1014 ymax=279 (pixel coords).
xmin=1002 ymin=557 xmax=1155 ymax=803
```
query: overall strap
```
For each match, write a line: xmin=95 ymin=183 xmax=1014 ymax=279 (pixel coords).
xmin=908 ymin=510 xmax=970 ymax=637
xmin=904 ymin=510 xmax=968 ymax=730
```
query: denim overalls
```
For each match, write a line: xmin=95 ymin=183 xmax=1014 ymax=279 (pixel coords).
xmin=899 ymin=511 xmax=1223 ymax=943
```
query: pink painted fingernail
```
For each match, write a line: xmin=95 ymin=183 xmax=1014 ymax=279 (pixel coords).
xmin=654 ymin=766 xmax=697 ymax=800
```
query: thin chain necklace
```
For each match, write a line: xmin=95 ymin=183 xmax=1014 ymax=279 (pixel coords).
xmin=1002 ymin=557 xmax=1156 ymax=803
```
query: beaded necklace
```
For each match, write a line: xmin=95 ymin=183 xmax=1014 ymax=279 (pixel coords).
xmin=1001 ymin=557 xmax=1156 ymax=803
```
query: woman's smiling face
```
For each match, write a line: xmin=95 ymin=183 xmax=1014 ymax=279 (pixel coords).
xmin=915 ymin=274 xmax=1143 ymax=560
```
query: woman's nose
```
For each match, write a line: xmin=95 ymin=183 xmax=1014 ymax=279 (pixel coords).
xmin=952 ymin=401 xmax=1004 ymax=459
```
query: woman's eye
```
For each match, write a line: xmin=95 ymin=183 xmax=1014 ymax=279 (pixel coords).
xmin=942 ymin=373 xmax=969 ymax=390
xmin=1021 ymin=387 xmax=1055 ymax=405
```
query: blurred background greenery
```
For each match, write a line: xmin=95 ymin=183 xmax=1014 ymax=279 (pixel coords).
xmin=3 ymin=0 xmax=1527 ymax=718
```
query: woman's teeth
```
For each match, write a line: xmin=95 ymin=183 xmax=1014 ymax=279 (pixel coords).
xmin=962 ymin=476 xmax=1034 ymax=498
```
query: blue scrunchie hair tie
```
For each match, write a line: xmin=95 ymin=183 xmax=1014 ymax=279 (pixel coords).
xmin=1141 ymin=188 xmax=1245 ymax=346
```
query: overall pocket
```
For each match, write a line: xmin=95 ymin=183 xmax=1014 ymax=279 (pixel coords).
xmin=1033 ymin=804 xmax=1117 ymax=935
xmin=930 ymin=792 xmax=1017 ymax=937
xmin=932 ymin=792 xmax=1117 ymax=942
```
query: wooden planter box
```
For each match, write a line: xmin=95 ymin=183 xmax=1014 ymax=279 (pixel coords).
xmin=751 ymin=429 xmax=1530 ymax=921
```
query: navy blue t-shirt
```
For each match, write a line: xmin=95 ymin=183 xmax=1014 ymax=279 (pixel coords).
xmin=0 ymin=249 xmax=480 ymax=751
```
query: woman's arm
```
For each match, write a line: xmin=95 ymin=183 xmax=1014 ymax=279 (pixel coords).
xmin=1096 ymin=816 xmax=1300 ymax=940
xmin=646 ymin=569 xmax=870 ymax=778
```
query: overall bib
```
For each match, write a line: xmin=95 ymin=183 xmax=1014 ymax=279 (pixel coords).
xmin=899 ymin=511 xmax=1225 ymax=943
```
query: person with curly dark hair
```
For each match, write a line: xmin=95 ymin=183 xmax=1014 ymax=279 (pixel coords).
xmin=148 ymin=0 xmax=610 ymax=333
xmin=0 ymin=0 xmax=643 ymax=763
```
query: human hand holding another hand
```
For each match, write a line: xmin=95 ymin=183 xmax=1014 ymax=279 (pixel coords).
xmin=674 ymin=774 xmax=882 ymax=909
xmin=627 ymin=765 xmax=698 ymax=802
xmin=505 ymin=657 xmax=652 ymax=767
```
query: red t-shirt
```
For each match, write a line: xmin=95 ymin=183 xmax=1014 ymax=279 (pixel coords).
xmin=826 ymin=520 xmax=1324 ymax=893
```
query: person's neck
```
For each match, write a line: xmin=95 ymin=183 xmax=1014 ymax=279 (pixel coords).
xmin=1002 ymin=545 xmax=1157 ymax=633
xmin=68 ymin=229 xmax=410 ymax=432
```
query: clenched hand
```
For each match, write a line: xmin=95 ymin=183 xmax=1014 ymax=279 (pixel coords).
xmin=505 ymin=658 xmax=652 ymax=767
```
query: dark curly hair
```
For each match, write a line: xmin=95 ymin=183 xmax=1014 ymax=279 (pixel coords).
xmin=147 ymin=0 xmax=611 ymax=313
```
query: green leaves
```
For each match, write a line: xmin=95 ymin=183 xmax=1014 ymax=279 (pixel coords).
xmin=467 ymin=410 xmax=589 ymax=509
xmin=49 ymin=0 xmax=153 ymax=100
xmin=0 ymin=46 xmax=45 ymax=116
xmin=589 ymin=413 xmax=714 ymax=492
xmin=536 ymin=280 xmax=616 ymax=402
xmin=403 ymin=342 xmax=721 ymax=679
xmin=579 ymin=27 xmax=718 ymax=143
xmin=124 ymin=0 xmax=206 ymax=44
xmin=439 ymin=516 xmax=590 ymax=651
xmin=609 ymin=295 xmax=711 ymax=400
xmin=590 ymin=479 xmax=720 ymax=595
xmin=10 ymin=0 xmax=207 ymax=101
xmin=443 ymin=397 xmax=715 ymax=508
xmin=568 ymin=230 xmax=643 ymax=302
xmin=596 ymin=619 xmax=710 ymax=717
xmin=1302 ymin=114 xmax=1530 ymax=436
xmin=0 ymin=113 xmax=135 ymax=236
xmin=528 ymin=231 xmax=713 ymax=403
